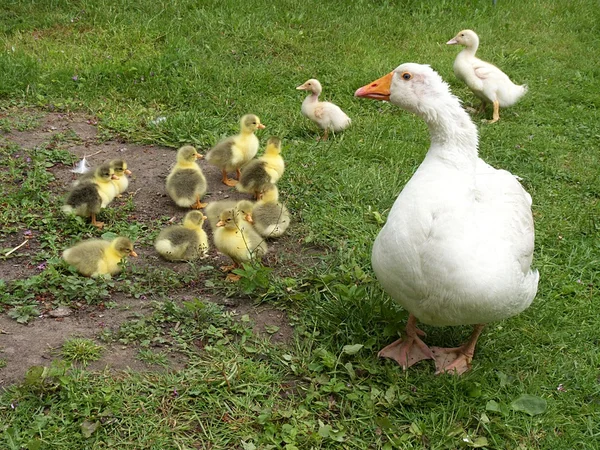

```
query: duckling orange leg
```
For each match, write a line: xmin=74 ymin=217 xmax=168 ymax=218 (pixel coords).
xmin=222 ymin=169 xmax=238 ymax=187
xmin=317 ymin=129 xmax=329 ymax=142
xmin=378 ymin=314 xmax=434 ymax=369
xmin=431 ymin=324 xmax=485 ymax=375
xmin=236 ymin=168 xmax=242 ymax=180
xmin=489 ymin=101 xmax=500 ymax=123
xmin=192 ymin=195 xmax=207 ymax=209
xmin=90 ymin=213 xmax=104 ymax=229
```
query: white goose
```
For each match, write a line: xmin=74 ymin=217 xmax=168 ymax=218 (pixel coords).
xmin=447 ymin=29 xmax=527 ymax=123
xmin=355 ymin=63 xmax=538 ymax=375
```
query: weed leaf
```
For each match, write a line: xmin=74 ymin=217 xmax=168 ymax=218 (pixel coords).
xmin=510 ymin=394 xmax=547 ymax=416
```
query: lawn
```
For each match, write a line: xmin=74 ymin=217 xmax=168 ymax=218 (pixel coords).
xmin=1 ymin=0 xmax=599 ymax=448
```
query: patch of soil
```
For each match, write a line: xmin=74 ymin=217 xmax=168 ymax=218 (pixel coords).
xmin=0 ymin=111 xmax=321 ymax=389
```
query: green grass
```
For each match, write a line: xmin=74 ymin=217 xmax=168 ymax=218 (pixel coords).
xmin=1 ymin=0 xmax=600 ymax=448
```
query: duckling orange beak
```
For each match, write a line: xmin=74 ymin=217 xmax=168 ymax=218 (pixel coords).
xmin=130 ymin=250 xmax=138 ymax=257
xmin=354 ymin=72 xmax=393 ymax=101
xmin=111 ymin=174 xmax=120 ymax=180
xmin=257 ymin=123 xmax=266 ymax=130
xmin=124 ymin=169 xmax=132 ymax=175
xmin=245 ymin=213 xmax=254 ymax=224
xmin=216 ymin=220 xmax=225 ymax=227
xmin=195 ymin=153 xmax=203 ymax=159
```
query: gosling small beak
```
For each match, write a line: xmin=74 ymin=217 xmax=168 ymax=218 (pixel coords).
xmin=216 ymin=220 xmax=225 ymax=227
xmin=124 ymin=169 xmax=132 ymax=175
xmin=111 ymin=174 xmax=120 ymax=180
xmin=195 ymin=153 xmax=203 ymax=159
xmin=257 ymin=123 xmax=266 ymax=129
xmin=202 ymin=215 xmax=207 ymax=220
xmin=130 ymin=250 xmax=138 ymax=257
xmin=245 ymin=214 xmax=254 ymax=224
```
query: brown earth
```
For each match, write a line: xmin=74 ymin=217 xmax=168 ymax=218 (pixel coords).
xmin=0 ymin=111 xmax=319 ymax=388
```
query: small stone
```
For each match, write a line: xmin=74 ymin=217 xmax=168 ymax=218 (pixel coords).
xmin=48 ymin=307 xmax=72 ymax=318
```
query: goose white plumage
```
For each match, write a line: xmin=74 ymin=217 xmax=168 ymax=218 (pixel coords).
xmin=296 ymin=79 xmax=351 ymax=141
xmin=355 ymin=63 xmax=538 ymax=375
xmin=447 ymin=29 xmax=527 ymax=123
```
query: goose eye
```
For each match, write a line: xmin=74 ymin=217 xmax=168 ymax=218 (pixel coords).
xmin=401 ymin=72 xmax=412 ymax=81
xmin=461 ymin=33 xmax=465 ymax=37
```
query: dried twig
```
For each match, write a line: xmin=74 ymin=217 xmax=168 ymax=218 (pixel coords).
xmin=5 ymin=239 xmax=28 ymax=257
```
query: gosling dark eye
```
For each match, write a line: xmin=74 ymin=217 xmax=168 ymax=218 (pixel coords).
xmin=461 ymin=33 xmax=465 ymax=37
xmin=401 ymin=72 xmax=412 ymax=81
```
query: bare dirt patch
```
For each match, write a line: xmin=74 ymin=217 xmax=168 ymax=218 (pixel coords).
xmin=0 ymin=111 xmax=321 ymax=388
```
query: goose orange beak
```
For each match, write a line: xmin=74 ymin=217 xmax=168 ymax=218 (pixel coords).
xmin=257 ymin=123 xmax=266 ymax=129
xmin=354 ymin=72 xmax=393 ymax=101
xmin=130 ymin=250 xmax=138 ymax=257
xmin=124 ymin=169 xmax=132 ymax=175
xmin=216 ymin=220 xmax=225 ymax=227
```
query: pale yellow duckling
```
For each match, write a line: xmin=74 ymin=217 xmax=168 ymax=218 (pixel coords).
xmin=252 ymin=185 xmax=290 ymax=238
xmin=237 ymin=136 xmax=285 ymax=199
xmin=206 ymin=114 xmax=265 ymax=186
xmin=296 ymin=78 xmax=351 ymax=141
xmin=62 ymin=236 xmax=137 ymax=277
xmin=205 ymin=199 xmax=254 ymax=233
xmin=62 ymin=164 xmax=118 ymax=228
xmin=447 ymin=29 xmax=527 ymax=123
xmin=155 ymin=211 xmax=209 ymax=261
xmin=214 ymin=207 xmax=267 ymax=275
xmin=109 ymin=159 xmax=132 ymax=196
xmin=166 ymin=145 xmax=207 ymax=209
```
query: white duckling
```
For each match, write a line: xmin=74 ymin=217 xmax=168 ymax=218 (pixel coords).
xmin=63 ymin=236 xmax=137 ymax=277
xmin=296 ymin=78 xmax=351 ymax=140
xmin=252 ymin=185 xmax=290 ymax=238
xmin=447 ymin=29 xmax=527 ymax=123
xmin=355 ymin=63 xmax=538 ymax=375
xmin=236 ymin=136 xmax=285 ymax=199
xmin=206 ymin=114 xmax=265 ymax=186
xmin=155 ymin=210 xmax=209 ymax=261
xmin=166 ymin=145 xmax=207 ymax=209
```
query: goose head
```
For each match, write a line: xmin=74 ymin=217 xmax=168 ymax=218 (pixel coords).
xmin=241 ymin=114 xmax=266 ymax=133
xmin=177 ymin=145 xmax=201 ymax=163
xmin=296 ymin=79 xmax=322 ymax=96
xmin=355 ymin=63 xmax=454 ymax=118
xmin=446 ymin=29 xmax=479 ymax=50
xmin=112 ymin=237 xmax=138 ymax=258
xmin=183 ymin=210 xmax=207 ymax=227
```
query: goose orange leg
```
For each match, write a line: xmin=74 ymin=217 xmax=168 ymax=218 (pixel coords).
xmin=489 ymin=100 xmax=500 ymax=123
xmin=431 ymin=324 xmax=485 ymax=375
xmin=191 ymin=195 xmax=207 ymax=209
xmin=91 ymin=213 xmax=104 ymax=229
xmin=222 ymin=169 xmax=238 ymax=187
xmin=378 ymin=314 xmax=434 ymax=369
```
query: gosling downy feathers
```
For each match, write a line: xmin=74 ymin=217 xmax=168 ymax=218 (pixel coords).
xmin=447 ymin=29 xmax=527 ymax=123
xmin=237 ymin=136 xmax=285 ymax=199
xmin=355 ymin=63 xmax=538 ymax=375
xmin=63 ymin=164 xmax=118 ymax=228
xmin=109 ymin=159 xmax=132 ymax=195
xmin=205 ymin=199 xmax=254 ymax=233
xmin=166 ymin=145 xmax=208 ymax=209
xmin=63 ymin=236 xmax=137 ymax=277
xmin=296 ymin=78 xmax=351 ymax=140
xmin=213 ymin=207 xmax=267 ymax=268
xmin=155 ymin=210 xmax=209 ymax=261
xmin=252 ymin=185 xmax=290 ymax=238
xmin=206 ymin=114 xmax=265 ymax=186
